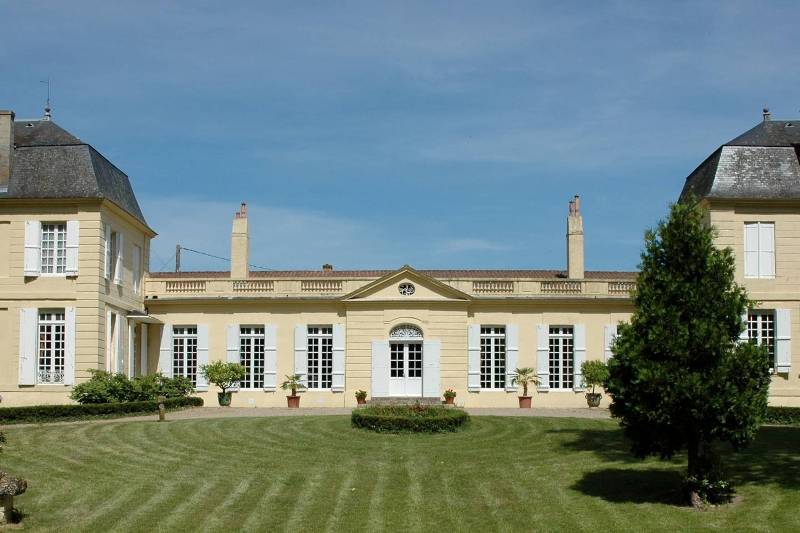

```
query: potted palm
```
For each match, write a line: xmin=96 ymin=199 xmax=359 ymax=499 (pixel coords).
xmin=581 ymin=360 xmax=609 ymax=407
xmin=355 ymin=390 xmax=367 ymax=405
xmin=281 ymin=374 xmax=306 ymax=408
xmin=443 ymin=388 xmax=456 ymax=405
xmin=511 ymin=367 xmax=539 ymax=408
xmin=200 ymin=361 xmax=246 ymax=406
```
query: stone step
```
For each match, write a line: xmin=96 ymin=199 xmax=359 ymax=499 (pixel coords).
xmin=367 ymin=397 xmax=443 ymax=406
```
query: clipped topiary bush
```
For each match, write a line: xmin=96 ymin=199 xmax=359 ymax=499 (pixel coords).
xmin=70 ymin=371 xmax=194 ymax=404
xmin=764 ymin=406 xmax=800 ymax=425
xmin=351 ymin=404 xmax=469 ymax=433
xmin=0 ymin=396 xmax=203 ymax=425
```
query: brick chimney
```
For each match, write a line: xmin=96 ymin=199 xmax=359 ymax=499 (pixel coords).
xmin=0 ymin=110 xmax=14 ymax=193
xmin=231 ymin=203 xmax=249 ymax=279
xmin=567 ymin=195 xmax=584 ymax=279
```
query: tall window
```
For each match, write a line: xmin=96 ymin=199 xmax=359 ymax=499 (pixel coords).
xmin=38 ymin=310 xmax=65 ymax=383
xmin=307 ymin=326 xmax=333 ymax=389
xmin=748 ymin=311 xmax=776 ymax=368
xmin=173 ymin=326 xmax=198 ymax=386
xmin=240 ymin=326 xmax=265 ymax=389
xmin=549 ymin=326 xmax=574 ymax=389
xmin=41 ymin=223 xmax=67 ymax=274
xmin=132 ymin=244 xmax=142 ymax=294
xmin=480 ymin=326 xmax=506 ymax=389
xmin=744 ymin=222 xmax=775 ymax=278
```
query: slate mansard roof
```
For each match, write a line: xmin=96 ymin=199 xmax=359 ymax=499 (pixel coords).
xmin=680 ymin=118 xmax=800 ymax=201
xmin=3 ymin=119 xmax=148 ymax=226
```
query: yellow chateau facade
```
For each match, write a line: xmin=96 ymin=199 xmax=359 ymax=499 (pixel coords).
xmin=1 ymin=108 xmax=799 ymax=408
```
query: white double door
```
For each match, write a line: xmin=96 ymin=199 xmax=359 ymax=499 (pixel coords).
xmin=389 ymin=342 xmax=423 ymax=397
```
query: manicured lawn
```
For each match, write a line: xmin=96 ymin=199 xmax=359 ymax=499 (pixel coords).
xmin=1 ymin=415 xmax=799 ymax=531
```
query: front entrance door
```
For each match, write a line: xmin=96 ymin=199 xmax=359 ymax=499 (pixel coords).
xmin=389 ymin=342 xmax=423 ymax=397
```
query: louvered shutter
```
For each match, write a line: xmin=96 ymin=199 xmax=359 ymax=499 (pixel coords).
xmin=505 ymin=324 xmax=519 ymax=392
xmin=332 ymin=324 xmax=345 ymax=392
xmin=158 ymin=324 xmax=173 ymax=377
xmin=264 ymin=324 xmax=277 ymax=391
xmin=294 ymin=325 xmax=308 ymax=388
xmin=776 ymin=309 xmax=792 ymax=374
xmin=573 ymin=324 xmax=586 ymax=391
xmin=467 ymin=325 xmax=481 ymax=391
xmin=103 ymin=223 xmax=112 ymax=280
xmin=536 ymin=324 xmax=549 ymax=391
xmin=739 ymin=311 xmax=750 ymax=343
xmin=604 ymin=325 xmax=617 ymax=361
xmin=140 ymin=323 xmax=149 ymax=375
xmin=759 ymin=223 xmax=775 ymax=278
xmin=127 ymin=321 xmax=135 ymax=377
xmin=64 ymin=307 xmax=76 ymax=385
xmin=226 ymin=324 xmax=240 ymax=391
xmin=423 ymin=340 xmax=441 ymax=398
xmin=195 ymin=324 xmax=209 ymax=390
xmin=65 ymin=220 xmax=80 ymax=276
xmin=24 ymin=220 xmax=41 ymax=277
xmin=744 ymin=223 xmax=759 ymax=278
xmin=371 ymin=340 xmax=390 ymax=397
xmin=18 ymin=308 xmax=38 ymax=385
xmin=116 ymin=314 xmax=126 ymax=374
xmin=114 ymin=232 xmax=124 ymax=285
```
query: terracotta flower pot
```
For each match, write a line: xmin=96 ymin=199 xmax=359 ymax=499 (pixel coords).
xmin=585 ymin=393 xmax=602 ymax=408
xmin=356 ymin=397 xmax=367 ymax=405
xmin=518 ymin=396 xmax=532 ymax=408
xmin=217 ymin=392 xmax=232 ymax=407
xmin=444 ymin=396 xmax=455 ymax=405
xmin=287 ymin=395 xmax=300 ymax=408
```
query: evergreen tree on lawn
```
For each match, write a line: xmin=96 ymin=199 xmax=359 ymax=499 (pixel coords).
xmin=606 ymin=200 xmax=772 ymax=504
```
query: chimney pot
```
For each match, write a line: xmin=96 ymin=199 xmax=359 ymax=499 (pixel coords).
xmin=322 ymin=264 xmax=333 ymax=271
xmin=763 ymin=107 xmax=771 ymax=122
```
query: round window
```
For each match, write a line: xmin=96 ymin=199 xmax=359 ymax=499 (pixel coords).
xmin=398 ymin=282 xmax=415 ymax=296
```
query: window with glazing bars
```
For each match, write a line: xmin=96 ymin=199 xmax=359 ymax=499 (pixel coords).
xmin=38 ymin=310 xmax=66 ymax=383
xmin=307 ymin=326 xmax=333 ymax=389
xmin=239 ymin=326 xmax=265 ymax=388
xmin=549 ymin=326 xmax=574 ymax=389
xmin=480 ymin=326 xmax=506 ymax=389
xmin=748 ymin=311 xmax=776 ymax=368
xmin=173 ymin=326 xmax=198 ymax=386
xmin=41 ymin=223 xmax=67 ymax=274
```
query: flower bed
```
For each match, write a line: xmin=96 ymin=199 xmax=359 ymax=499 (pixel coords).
xmin=351 ymin=404 xmax=469 ymax=433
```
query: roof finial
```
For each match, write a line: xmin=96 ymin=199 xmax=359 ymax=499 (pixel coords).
xmin=762 ymin=106 xmax=770 ymax=122
xmin=40 ymin=78 xmax=51 ymax=121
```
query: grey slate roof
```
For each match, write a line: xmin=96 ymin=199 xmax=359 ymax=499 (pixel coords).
xmin=680 ymin=119 xmax=800 ymax=201
xmin=2 ymin=120 xmax=148 ymax=226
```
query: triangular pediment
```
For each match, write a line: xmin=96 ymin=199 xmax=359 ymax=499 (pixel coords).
xmin=343 ymin=266 xmax=472 ymax=302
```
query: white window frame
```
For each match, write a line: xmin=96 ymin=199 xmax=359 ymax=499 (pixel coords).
xmin=748 ymin=310 xmax=776 ymax=371
xmin=744 ymin=222 xmax=775 ymax=279
xmin=239 ymin=326 xmax=265 ymax=389
xmin=307 ymin=326 xmax=333 ymax=390
xmin=172 ymin=326 xmax=198 ymax=386
xmin=106 ymin=230 xmax=116 ymax=280
xmin=480 ymin=326 xmax=506 ymax=390
xmin=549 ymin=326 xmax=574 ymax=390
xmin=132 ymin=244 xmax=142 ymax=294
xmin=40 ymin=222 xmax=67 ymax=276
xmin=38 ymin=310 xmax=66 ymax=384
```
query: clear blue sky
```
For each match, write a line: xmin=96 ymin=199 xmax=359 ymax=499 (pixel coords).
xmin=2 ymin=1 xmax=799 ymax=272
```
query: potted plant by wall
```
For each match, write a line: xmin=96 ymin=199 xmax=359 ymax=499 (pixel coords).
xmin=355 ymin=390 xmax=367 ymax=405
xmin=443 ymin=388 xmax=456 ymax=405
xmin=200 ymin=361 xmax=246 ymax=406
xmin=281 ymin=374 xmax=306 ymax=408
xmin=512 ymin=367 xmax=539 ymax=408
xmin=581 ymin=360 xmax=609 ymax=408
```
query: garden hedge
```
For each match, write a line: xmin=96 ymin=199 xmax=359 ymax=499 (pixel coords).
xmin=764 ymin=406 xmax=800 ymax=425
xmin=351 ymin=405 xmax=469 ymax=433
xmin=0 ymin=396 xmax=203 ymax=425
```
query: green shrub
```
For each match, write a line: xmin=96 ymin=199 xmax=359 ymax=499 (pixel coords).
xmin=70 ymin=371 xmax=194 ymax=404
xmin=200 ymin=361 xmax=246 ymax=393
xmin=352 ymin=404 xmax=469 ymax=433
xmin=764 ymin=406 xmax=800 ymax=425
xmin=581 ymin=360 xmax=609 ymax=394
xmin=0 ymin=396 xmax=203 ymax=425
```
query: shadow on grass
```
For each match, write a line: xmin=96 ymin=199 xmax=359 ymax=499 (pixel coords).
xmin=572 ymin=469 xmax=686 ymax=505
xmin=726 ymin=426 xmax=800 ymax=490
xmin=545 ymin=427 xmax=638 ymax=463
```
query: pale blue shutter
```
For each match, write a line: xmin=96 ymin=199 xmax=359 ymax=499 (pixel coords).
xmin=423 ymin=340 xmax=441 ymax=398
xmin=573 ymin=324 xmax=586 ymax=391
xmin=116 ymin=314 xmax=126 ymax=375
xmin=332 ymin=324 xmax=345 ymax=392
xmin=264 ymin=324 xmax=277 ymax=391
xmin=114 ymin=232 xmax=124 ymax=285
xmin=467 ymin=325 xmax=481 ymax=391
xmin=536 ymin=324 xmax=549 ymax=391
xmin=23 ymin=221 xmax=41 ymax=277
xmin=18 ymin=308 xmax=38 ymax=385
xmin=65 ymin=220 xmax=79 ymax=276
xmin=226 ymin=324 xmax=239 ymax=391
xmin=158 ymin=324 xmax=173 ymax=377
xmin=196 ymin=324 xmax=209 ymax=391
xmin=776 ymin=309 xmax=792 ymax=374
xmin=103 ymin=224 xmax=112 ymax=280
xmin=64 ymin=307 xmax=76 ymax=385
xmin=604 ymin=325 xmax=617 ymax=362
xmin=294 ymin=325 xmax=308 ymax=388
xmin=371 ymin=340 xmax=390 ymax=397
xmin=505 ymin=324 xmax=519 ymax=392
